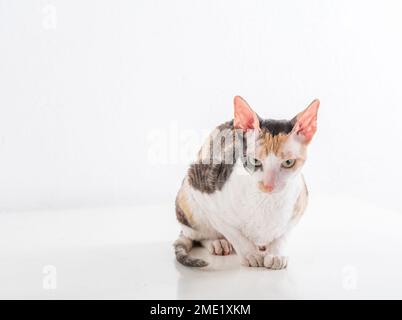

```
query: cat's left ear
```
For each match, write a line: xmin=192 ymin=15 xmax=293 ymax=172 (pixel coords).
xmin=291 ymin=99 xmax=320 ymax=144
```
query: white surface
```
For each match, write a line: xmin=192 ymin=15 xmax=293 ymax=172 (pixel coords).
xmin=1 ymin=0 xmax=402 ymax=212
xmin=1 ymin=194 xmax=401 ymax=299
xmin=1 ymin=0 xmax=402 ymax=300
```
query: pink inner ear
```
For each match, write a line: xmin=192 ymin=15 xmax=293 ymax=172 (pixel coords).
xmin=233 ymin=96 xmax=260 ymax=130
xmin=294 ymin=99 xmax=320 ymax=143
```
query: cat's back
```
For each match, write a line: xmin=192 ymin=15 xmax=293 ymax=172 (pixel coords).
xmin=187 ymin=120 xmax=239 ymax=195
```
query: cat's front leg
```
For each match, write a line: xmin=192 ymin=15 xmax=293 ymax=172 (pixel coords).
xmin=241 ymin=252 xmax=265 ymax=267
xmin=213 ymin=224 xmax=264 ymax=267
xmin=264 ymin=234 xmax=289 ymax=270
xmin=201 ymin=239 xmax=233 ymax=256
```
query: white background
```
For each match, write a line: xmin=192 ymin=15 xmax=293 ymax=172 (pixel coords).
xmin=2 ymin=0 xmax=402 ymax=300
xmin=1 ymin=0 xmax=401 ymax=213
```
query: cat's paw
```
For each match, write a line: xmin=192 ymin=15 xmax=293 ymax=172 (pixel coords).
xmin=264 ymin=254 xmax=288 ymax=270
xmin=206 ymin=239 xmax=233 ymax=256
xmin=240 ymin=253 xmax=265 ymax=267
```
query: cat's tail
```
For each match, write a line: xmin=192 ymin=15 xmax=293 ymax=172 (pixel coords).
xmin=174 ymin=235 xmax=208 ymax=268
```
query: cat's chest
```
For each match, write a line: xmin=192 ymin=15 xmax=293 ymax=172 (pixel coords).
xmin=190 ymin=166 xmax=301 ymax=244
xmin=223 ymin=183 xmax=296 ymax=244
xmin=238 ymin=192 xmax=294 ymax=244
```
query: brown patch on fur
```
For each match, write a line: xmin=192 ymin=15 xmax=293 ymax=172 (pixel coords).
xmin=175 ymin=189 xmax=194 ymax=228
xmin=256 ymin=131 xmax=308 ymax=176
xmin=292 ymin=175 xmax=309 ymax=221
xmin=190 ymin=121 xmax=238 ymax=194
xmin=257 ymin=132 xmax=290 ymax=158
xmin=188 ymin=163 xmax=234 ymax=194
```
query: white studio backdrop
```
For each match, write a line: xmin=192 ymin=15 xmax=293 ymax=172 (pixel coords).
xmin=0 ymin=0 xmax=401 ymax=213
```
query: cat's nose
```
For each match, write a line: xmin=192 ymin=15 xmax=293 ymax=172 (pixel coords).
xmin=264 ymin=184 xmax=274 ymax=192
xmin=262 ymin=171 xmax=276 ymax=192
xmin=258 ymin=181 xmax=275 ymax=193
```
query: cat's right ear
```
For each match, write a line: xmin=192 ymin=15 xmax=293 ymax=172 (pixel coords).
xmin=233 ymin=96 xmax=260 ymax=131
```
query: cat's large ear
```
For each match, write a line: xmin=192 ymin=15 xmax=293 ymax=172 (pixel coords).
xmin=233 ymin=96 xmax=260 ymax=131
xmin=291 ymin=99 xmax=320 ymax=143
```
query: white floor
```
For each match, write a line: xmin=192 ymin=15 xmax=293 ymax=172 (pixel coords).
xmin=1 ymin=194 xmax=402 ymax=299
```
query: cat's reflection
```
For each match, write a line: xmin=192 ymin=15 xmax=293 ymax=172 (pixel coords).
xmin=175 ymin=247 xmax=299 ymax=299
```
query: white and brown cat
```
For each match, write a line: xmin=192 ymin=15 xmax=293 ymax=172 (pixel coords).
xmin=174 ymin=96 xmax=319 ymax=269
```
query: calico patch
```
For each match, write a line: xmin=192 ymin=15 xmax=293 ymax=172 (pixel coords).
xmin=259 ymin=118 xmax=296 ymax=136
xmin=188 ymin=121 xmax=238 ymax=194
xmin=175 ymin=189 xmax=193 ymax=227
xmin=187 ymin=162 xmax=235 ymax=194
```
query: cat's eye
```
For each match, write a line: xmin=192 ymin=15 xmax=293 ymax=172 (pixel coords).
xmin=281 ymin=159 xmax=296 ymax=169
xmin=248 ymin=156 xmax=262 ymax=167
xmin=245 ymin=156 xmax=262 ymax=172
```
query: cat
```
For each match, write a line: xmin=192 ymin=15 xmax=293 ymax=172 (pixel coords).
xmin=174 ymin=96 xmax=319 ymax=269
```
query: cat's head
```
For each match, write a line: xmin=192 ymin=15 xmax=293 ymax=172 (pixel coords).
xmin=234 ymin=96 xmax=319 ymax=193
